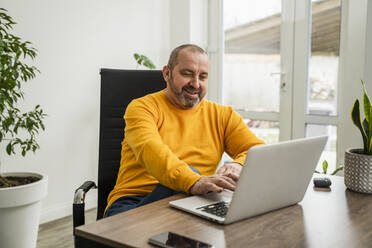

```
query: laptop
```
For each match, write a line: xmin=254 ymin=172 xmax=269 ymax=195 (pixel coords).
xmin=169 ymin=136 xmax=328 ymax=224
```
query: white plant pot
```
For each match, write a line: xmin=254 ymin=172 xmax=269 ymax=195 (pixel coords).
xmin=0 ymin=172 xmax=48 ymax=248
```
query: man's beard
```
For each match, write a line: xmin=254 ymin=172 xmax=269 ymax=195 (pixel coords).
xmin=168 ymin=75 xmax=203 ymax=109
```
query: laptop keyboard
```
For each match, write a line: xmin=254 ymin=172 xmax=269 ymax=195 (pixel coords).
xmin=197 ymin=201 xmax=230 ymax=218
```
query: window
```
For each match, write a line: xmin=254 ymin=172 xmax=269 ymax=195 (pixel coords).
xmin=222 ymin=0 xmax=342 ymax=170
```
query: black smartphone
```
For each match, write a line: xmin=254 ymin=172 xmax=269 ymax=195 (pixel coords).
xmin=148 ymin=232 xmax=214 ymax=248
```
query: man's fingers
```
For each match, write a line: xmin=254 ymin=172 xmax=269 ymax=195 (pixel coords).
xmin=216 ymin=166 xmax=226 ymax=175
xmin=217 ymin=163 xmax=242 ymax=182
xmin=220 ymin=175 xmax=237 ymax=186
xmin=190 ymin=175 xmax=238 ymax=195
xmin=226 ymin=172 xmax=239 ymax=182
xmin=214 ymin=176 xmax=236 ymax=191
xmin=206 ymin=183 xmax=224 ymax=193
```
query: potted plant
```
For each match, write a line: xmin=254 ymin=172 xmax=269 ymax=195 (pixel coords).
xmin=0 ymin=8 xmax=47 ymax=248
xmin=133 ymin=53 xmax=156 ymax=69
xmin=345 ymin=80 xmax=372 ymax=193
xmin=315 ymin=160 xmax=344 ymax=175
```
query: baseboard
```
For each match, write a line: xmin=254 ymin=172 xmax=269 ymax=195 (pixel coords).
xmin=40 ymin=195 xmax=97 ymax=224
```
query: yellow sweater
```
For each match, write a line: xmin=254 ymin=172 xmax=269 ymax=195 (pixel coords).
xmin=106 ymin=90 xmax=264 ymax=210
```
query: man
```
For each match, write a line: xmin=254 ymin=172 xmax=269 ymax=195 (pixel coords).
xmin=105 ymin=44 xmax=264 ymax=217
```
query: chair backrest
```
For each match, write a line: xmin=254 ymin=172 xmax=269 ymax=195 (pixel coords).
xmin=97 ymin=68 xmax=166 ymax=219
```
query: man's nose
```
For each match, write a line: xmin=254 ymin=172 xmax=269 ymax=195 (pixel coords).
xmin=189 ymin=76 xmax=200 ymax=88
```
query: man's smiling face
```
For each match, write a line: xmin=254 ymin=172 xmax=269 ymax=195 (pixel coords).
xmin=163 ymin=48 xmax=209 ymax=109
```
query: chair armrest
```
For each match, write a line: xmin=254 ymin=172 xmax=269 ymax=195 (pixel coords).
xmin=73 ymin=181 xmax=97 ymax=231
xmin=74 ymin=181 xmax=97 ymax=204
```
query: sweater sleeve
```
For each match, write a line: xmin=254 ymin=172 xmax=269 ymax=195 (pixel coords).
xmin=224 ymin=108 xmax=265 ymax=165
xmin=124 ymin=99 xmax=202 ymax=193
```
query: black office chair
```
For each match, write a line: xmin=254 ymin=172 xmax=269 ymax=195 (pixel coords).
xmin=73 ymin=68 xmax=166 ymax=247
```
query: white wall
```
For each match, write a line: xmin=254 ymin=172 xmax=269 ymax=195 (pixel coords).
xmin=1 ymin=0 xmax=170 ymax=223
xmin=169 ymin=0 xmax=219 ymax=101
xmin=365 ymin=0 xmax=372 ymax=88
xmin=169 ymin=0 xmax=208 ymax=53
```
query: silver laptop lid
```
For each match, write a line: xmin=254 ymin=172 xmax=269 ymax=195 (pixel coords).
xmin=224 ymin=136 xmax=328 ymax=224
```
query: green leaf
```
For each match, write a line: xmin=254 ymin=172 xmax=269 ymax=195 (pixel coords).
xmin=21 ymin=149 xmax=26 ymax=157
xmin=143 ymin=59 xmax=156 ymax=69
xmin=365 ymin=118 xmax=372 ymax=154
xmin=351 ymin=99 xmax=368 ymax=151
xmin=322 ymin=160 xmax=328 ymax=174
xmin=363 ymin=118 xmax=369 ymax=137
xmin=6 ymin=142 xmax=12 ymax=155
xmin=331 ymin=166 xmax=344 ymax=175
xmin=362 ymin=80 xmax=371 ymax=122
xmin=314 ymin=170 xmax=321 ymax=174
xmin=133 ymin=53 xmax=156 ymax=69
xmin=361 ymin=79 xmax=372 ymax=153
xmin=369 ymin=105 xmax=372 ymax=153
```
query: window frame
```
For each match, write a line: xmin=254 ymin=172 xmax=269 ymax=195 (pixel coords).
xmin=208 ymin=0 xmax=371 ymax=173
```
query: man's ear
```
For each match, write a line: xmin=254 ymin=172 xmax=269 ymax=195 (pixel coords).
xmin=162 ymin=66 xmax=170 ymax=83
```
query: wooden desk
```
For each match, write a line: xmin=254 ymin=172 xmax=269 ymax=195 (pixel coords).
xmin=75 ymin=176 xmax=372 ymax=247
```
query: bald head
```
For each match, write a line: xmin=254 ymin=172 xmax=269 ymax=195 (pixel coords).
xmin=167 ymin=44 xmax=207 ymax=73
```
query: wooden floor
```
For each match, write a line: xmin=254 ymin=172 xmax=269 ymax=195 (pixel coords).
xmin=37 ymin=208 xmax=97 ymax=248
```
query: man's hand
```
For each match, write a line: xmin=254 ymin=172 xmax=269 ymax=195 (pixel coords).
xmin=189 ymin=175 xmax=236 ymax=195
xmin=216 ymin=162 xmax=242 ymax=182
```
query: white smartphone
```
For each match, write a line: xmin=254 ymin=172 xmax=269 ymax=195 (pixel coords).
xmin=148 ymin=232 xmax=214 ymax=248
